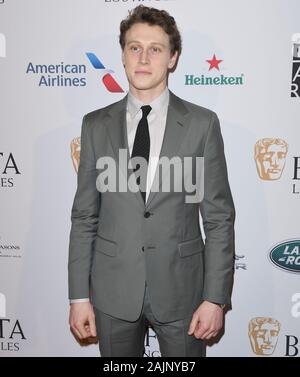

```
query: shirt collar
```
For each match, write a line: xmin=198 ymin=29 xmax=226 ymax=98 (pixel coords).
xmin=127 ymin=87 xmax=169 ymax=119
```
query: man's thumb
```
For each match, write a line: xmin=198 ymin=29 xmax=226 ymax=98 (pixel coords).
xmin=188 ymin=318 xmax=197 ymax=335
xmin=89 ymin=316 xmax=97 ymax=337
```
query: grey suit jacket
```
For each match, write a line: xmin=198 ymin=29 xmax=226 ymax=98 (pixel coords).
xmin=68 ymin=90 xmax=235 ymax=322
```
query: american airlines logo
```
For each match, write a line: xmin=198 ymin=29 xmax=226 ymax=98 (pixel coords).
xmin=86 ymin=53 xmax=124 ymax=93
xmin=0 ymin=33 xmax=6 ymax=58
xmin=25 ymin=52 xmax=124 ymax=90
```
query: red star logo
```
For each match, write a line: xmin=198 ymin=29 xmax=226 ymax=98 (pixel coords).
xmin=206 ymin=54 xmax=223 ymax=71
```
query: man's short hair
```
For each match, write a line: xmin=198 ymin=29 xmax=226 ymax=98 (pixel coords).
xmin=119 ymin=5 xmax=182 ymax=57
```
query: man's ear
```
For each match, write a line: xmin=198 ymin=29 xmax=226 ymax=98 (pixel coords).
xmin=168 ymin=51 xmax=178 ymax=69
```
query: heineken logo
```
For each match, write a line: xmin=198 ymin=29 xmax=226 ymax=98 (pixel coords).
xmin=185 ymin=74 xmax=244 ymax=86
xmin=185 ymin=54 xmax=244 ymax=86
xmin=269 ymin=240 xmax=300 ymax=273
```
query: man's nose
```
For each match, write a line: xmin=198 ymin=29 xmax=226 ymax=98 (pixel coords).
xmin=139 ymin=49 xmax=150 ymax=64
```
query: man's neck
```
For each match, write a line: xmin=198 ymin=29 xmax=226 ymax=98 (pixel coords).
xmin=129 ymin=84 xmax=168 ymax=104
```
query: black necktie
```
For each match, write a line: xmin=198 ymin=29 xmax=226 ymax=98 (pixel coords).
xmin=131 ymin=105 xmax=152 ymax=203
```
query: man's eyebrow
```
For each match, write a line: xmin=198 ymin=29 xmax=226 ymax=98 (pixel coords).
xmin=127 ymin=40 xmax=166 ymax=47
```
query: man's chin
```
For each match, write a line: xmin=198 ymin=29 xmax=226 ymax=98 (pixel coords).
xmin=131 ymin=83 xmax=155 ymax=91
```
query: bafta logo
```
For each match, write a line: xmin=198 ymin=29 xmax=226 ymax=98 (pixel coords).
xmin=71 ymin=137 xmax=81 ymax=174
xmin=248 ymin=317 xmax=281 ymax=356
xmin=254 ymin=138 xmax=288 ymax=180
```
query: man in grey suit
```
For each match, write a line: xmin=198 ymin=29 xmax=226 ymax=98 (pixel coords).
xmin=68 ymin=5 xmax=235 ymax=357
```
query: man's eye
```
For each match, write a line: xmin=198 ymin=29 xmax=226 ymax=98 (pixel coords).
xmin=131 ymin=46 xmax=140 ymax=52
xmin=151 ymin=47 xmax=160 ymax=53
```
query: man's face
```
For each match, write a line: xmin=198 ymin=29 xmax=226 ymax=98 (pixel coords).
xmin=255 ymin=144 xmax=287 ymax=180
xmin=122 ymin=22 xmax=178 ymax=93
xmin=251 ymin=322 xmax=280 ymax=355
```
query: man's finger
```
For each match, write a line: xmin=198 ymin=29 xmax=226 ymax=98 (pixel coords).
xmin=71 ymin=326 xmax=83 ymax=340
xmin=203 ymin=331 xmax=216 ymax=340
xmin=195 ymin=324 xmax=210 ymax=339
xmin=195 ymin=317 xmax=222 ymax=338
xmin=188 ymin=315 xmax=199 ymax=335
xmin=89 ymin=317 xmax=97 ymax=337
xmin=200 ymin=328 xmax=219 ymax=340
xmin=75 ymin=322 xmax=89 ymax=339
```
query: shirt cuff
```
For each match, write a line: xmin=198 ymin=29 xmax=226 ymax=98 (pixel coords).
xmin=69 ymin=298 xmax=90 ymax=304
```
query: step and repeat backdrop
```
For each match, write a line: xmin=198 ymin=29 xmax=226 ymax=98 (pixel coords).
xmin=0 ymin=0 xmax=299 ymax=357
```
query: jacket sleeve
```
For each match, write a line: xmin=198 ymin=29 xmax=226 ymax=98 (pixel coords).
xmin=199 ymin=112 xmax=235 ymax=305
xmin=68 ymin=115 xmax=100 ymax=300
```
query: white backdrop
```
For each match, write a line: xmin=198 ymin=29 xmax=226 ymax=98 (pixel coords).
xmin=0 ymin=0 xmax=299 ymax=357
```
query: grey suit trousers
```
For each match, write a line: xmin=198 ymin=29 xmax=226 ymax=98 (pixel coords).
xmin=94 ymin=282 xmax=204 ymax=357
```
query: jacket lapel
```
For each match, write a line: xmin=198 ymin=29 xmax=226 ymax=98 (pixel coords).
xmin=146 ymin=91 xmax=191 ymax=208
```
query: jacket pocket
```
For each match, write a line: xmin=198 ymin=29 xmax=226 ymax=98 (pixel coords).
xmin=94 ymin=235 xmax=117 ymax=257
xmin=178 ymin=236 xmax=204 ymax=258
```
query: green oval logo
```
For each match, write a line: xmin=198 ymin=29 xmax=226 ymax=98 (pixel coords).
xmin=269 ymin=240 xmax=300 ymax=273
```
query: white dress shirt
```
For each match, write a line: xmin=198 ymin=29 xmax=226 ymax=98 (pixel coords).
xmin=70 ymin=87 xmax=170 ymax=304
xmin=127 ymin=87 xmax=169 ymax=203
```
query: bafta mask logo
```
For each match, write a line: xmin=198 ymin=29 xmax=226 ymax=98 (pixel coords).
xmin=71 ymin=137 xmax=81 ymax=174
xmin=254 ymin=138 xmax=288 ymax=180
xmin=0 ymin=292 xmax=6 ymax=317
xmin=248 ymin=317 xmax=281 ymax=356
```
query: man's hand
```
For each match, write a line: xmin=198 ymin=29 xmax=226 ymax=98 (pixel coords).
xmin=188 ymin=301 xmax=223 ymax=340
xmin=69 ymin=302 xmax=97 ymax=340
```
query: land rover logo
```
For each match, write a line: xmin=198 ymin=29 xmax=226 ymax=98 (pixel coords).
xmin=269 ymin=240 xmax=300 ymax=273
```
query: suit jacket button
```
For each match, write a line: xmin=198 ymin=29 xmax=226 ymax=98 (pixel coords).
xmin=142 ymin=246 xmax=145 ymax=252
xmin=144 ymin=211 xmax=151 ymax=218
